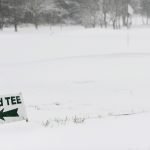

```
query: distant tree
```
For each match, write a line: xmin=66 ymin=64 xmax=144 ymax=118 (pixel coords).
xmin=40 ymin=0 xmax=59 ymax=26
xmin=7 ymin=0 xmax=25 ymax=31
xmin=55 ymin=0 xmax=80 ymax=25
xmin=0 ymin=0 xmax=147 ymax=31
xmin=26 ymin=0 xmax=46 ymax=29
xmin=109 ymin=0 xmax=122 ymax=29
xmin=76 ymin=0 xmax=100 ymax=27
xmin=141 ymin=0 xmax=150 ymax=24
xmin=0 ymin=0 xmax=5 ymax=30
xmin=121 ymin=0 xmax=133 ymax=27
xmin=101 ymin=0 xmax=110 ymax=28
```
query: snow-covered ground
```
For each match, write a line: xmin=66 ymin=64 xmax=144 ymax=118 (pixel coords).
xmin=2 ymin=112 xmax=150 ymax=150
xmin=1 ymin=26 xmax=150 ymax=149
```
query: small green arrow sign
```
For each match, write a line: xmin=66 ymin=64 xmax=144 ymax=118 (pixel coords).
xmin=0 ymin=108 xmax=19 ymax=121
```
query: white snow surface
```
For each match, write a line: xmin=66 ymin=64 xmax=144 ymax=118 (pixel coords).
xmin=0 ymin=26 xmax=150 ymax=149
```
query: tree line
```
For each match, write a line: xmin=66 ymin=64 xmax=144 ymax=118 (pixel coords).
xmin=0 ymin=0 xmax=149 ymax=31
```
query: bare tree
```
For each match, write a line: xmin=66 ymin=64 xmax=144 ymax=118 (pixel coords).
xmin=141 ymin=0 xmax=150 ymax=24
xmin=26 ymin=0 xmax=45 ymax=29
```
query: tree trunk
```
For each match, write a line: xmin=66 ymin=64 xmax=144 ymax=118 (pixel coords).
xmin=122 ymin=15 xmax=126 ymax=26
xmin=146 ymin=14 xmax=149 ymax=24
xmin=0 ymin=19 xmax=3 ymax=30
xmin=14 ymin=23 xmax=18 ymax=32
xmin=103 ymin=13 xmax=107 ymax=28
xmin=14 ymin=14 xmax=18 ymax=32
xmin=34 ymin=16 xmax=38 ymax=29
xmin=0 ymin=0 xmax=4 ymax=30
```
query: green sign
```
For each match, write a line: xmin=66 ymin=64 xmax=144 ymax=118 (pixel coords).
xmin=0 ymin=93 xmax=27 ymax=123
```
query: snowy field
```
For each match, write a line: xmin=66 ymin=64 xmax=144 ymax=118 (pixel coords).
xmin=1 ymin=26 xmax=150 ymax=149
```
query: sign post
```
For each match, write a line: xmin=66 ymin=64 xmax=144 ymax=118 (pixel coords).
xmin=0 ymin=93 xmax=27 ymax=123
